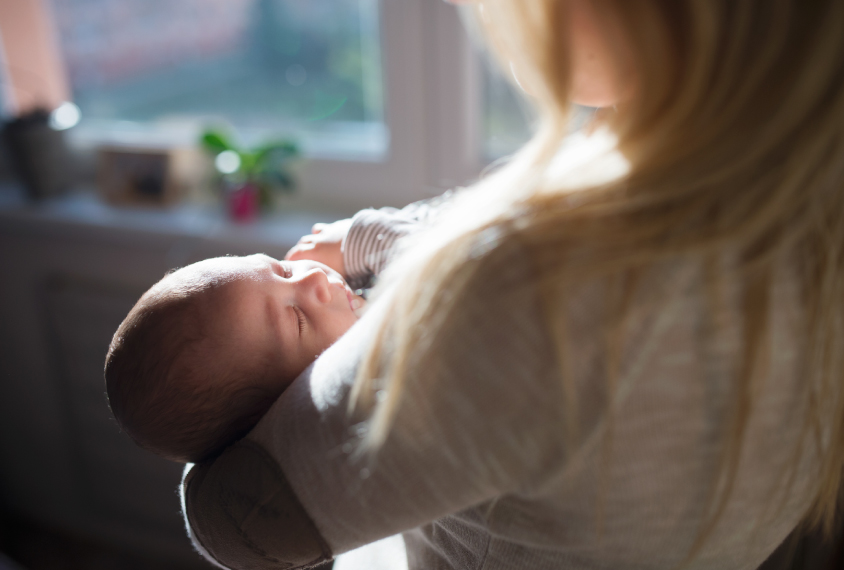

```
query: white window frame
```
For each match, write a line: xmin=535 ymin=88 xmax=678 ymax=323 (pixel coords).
xmin=1 ymin=0 xmax=486 ymax=213
xmin=288 ymin=0 xmax=484 ymax=212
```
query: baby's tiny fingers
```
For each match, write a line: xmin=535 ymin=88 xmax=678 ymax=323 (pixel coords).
xmin=312 ymin=223 xmax=328 ymax=234
xmin=285 ymin=243 xmax=314 ymax=260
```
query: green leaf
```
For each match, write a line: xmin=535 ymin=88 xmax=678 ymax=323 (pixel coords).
xmin=201 ymin=130 xmax=234 ymax=154
xmin=254 ymin=140 xmax=299 ymax=167
xmin=259 ymin=169 xmax=296 ymax=192
xmin=239 ymin=151 xmax=259 ymax=175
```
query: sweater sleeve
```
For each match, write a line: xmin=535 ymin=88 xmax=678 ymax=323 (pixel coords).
xmin=342 ymin=193 xmax=451 ymax=290
xmin=180 ymin=240 xmax=566 ymax=569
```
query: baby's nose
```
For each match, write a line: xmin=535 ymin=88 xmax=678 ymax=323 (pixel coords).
xmin=300 ymin=269 xmax=332 ymax=304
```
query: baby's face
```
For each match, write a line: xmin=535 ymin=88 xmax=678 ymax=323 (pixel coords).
xmin=169 ymin=254 xmax=363 ymax=384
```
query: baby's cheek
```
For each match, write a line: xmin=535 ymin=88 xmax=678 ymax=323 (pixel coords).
xmin=325 ymin=313 xmax=358 ymax=348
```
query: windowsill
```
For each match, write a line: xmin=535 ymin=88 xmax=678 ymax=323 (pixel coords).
xmin=67 ymin=119 xmax=390 ymax=163
xmin=0 ymin=182 xmax=336 ymax=253
xmin=56 ymin=119 xmax=416 ymax=214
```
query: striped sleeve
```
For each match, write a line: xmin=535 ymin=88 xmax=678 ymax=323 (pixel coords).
xmin=342 ymin=193 xmax=450 ymax=290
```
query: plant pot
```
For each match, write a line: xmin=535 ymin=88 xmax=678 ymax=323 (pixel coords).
xmin=227 ymin=182 xmax=260 ymax=223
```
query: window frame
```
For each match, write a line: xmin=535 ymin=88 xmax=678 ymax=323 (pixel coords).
xmin=292 ymin=0 xmax=485 ymax=211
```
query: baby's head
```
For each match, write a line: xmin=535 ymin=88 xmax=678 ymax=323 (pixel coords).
xmin=105 ymin=254 xmax=362 ymax=463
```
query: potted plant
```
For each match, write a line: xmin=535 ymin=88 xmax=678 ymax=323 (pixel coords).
xmin=200 ymin=129 xmax=299 ymax=222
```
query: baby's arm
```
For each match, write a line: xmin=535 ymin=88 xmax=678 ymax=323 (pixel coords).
xmin=285 ymin=218 xmax=352 ymax=276
xmin=286 ymin=194 xmax=449 ymax=290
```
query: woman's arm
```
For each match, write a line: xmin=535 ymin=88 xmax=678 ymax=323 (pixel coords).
xmin=182 ymin=242 xmax=564 ymax=570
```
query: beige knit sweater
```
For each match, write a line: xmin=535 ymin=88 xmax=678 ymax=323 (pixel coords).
xmin=182 ymin=238 xmax=817 ymax=570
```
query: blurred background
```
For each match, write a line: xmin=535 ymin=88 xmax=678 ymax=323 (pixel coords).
xmin=0 ymin=1 xmax=839 ymax=569
xmin=0 ymin=1 xmax=532 ymax=568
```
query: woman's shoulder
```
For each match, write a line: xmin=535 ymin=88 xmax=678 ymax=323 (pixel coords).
xmin=455 ymin=227 xmax=702 ymax=326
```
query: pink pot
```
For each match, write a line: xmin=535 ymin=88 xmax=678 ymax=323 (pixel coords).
xmin=228 ymin=183 xmax=259 ymax=223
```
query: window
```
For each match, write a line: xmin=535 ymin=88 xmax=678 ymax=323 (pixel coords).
xmin=16 ymin=0 xmax=530 ymax=211
xmin=50 ymin=0 xmax=387 ymax=159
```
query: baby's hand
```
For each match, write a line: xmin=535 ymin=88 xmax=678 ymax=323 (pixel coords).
xmin=284 ymin=218 xmax=352 ymax=276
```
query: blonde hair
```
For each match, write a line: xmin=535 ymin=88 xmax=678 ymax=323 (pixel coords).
xmin=354 ymin=0 xmax=844 ymax=555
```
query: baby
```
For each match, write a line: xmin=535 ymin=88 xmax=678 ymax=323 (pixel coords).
xmin=105 ymin=200 xmax=438 ymax=464
xmin=105 ymin=255 xmax=364 ymax=463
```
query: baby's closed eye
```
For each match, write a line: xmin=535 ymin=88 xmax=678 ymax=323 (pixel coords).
xmin=293 ymin=306 xmax=306 ymax=335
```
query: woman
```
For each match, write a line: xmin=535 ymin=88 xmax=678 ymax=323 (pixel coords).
xmin=181 ymin=1 xmax=844 ymax=568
